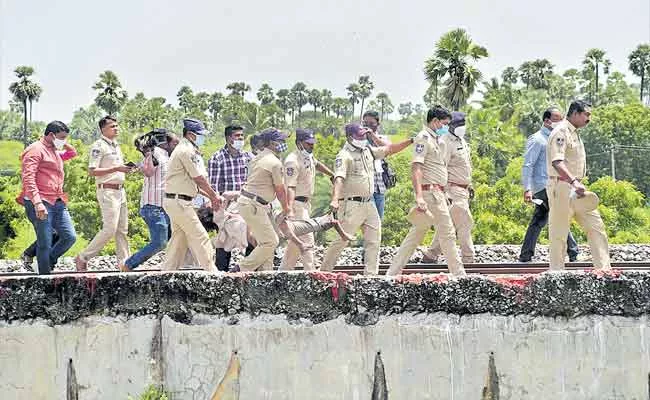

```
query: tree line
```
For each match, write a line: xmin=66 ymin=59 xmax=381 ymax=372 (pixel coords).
xmin=1 ymin=28 xmax=650 ymax=258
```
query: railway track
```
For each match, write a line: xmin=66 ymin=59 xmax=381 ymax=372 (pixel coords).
xmin=1 ymin=261 xmax=649 ymax=278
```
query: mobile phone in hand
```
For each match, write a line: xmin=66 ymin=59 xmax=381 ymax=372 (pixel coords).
xmin=125 ymin=161 xmax=137 ymax=168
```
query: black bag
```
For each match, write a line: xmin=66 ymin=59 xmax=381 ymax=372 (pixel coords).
xmin=381 ymin=159 xmax=397 ymax=189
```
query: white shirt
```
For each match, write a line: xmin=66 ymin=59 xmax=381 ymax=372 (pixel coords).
xmin=140 ymin=147 xmax=170 ymax=208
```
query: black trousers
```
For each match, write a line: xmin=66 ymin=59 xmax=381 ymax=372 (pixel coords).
xmin=216 ymin=244 xmax=255 ymax=271
xmin=519 ymin=189 xmax=579 ymax=261
xmin=24 ymin=233 xmax=60 ymax=258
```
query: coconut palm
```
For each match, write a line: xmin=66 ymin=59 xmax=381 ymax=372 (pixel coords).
xmin=629 ymin=44 xmax=650 ymax=103
xmin=92 ymin=70 xmax=128 ymax=116
xmin=289 ymin=82 xmax=308 ymax=120
xmin=424 ymin=28 xmax=488 ymax=110
xmin=275 ymin=89 xmax=292 ymax=123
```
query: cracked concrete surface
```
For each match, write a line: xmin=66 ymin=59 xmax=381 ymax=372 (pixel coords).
xmin=2 ymin=271 xmax=650 ymax=399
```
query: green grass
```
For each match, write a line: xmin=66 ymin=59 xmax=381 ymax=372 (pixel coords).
xmin=0 ymin=140 xmax=23 ymax=173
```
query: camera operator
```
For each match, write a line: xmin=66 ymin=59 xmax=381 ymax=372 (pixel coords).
xmin=119 ymin=129 xmax=179 ymax=272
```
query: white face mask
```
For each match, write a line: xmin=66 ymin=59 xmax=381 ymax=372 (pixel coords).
xmin=232 ymin=139 xmax=244 ymax=150
xmin=194 ymin=134 xmax=206 ymax=146
xmin=53 ymin=138 xmax=67 ymax=149
xmin=351 ymin=139 xmax=367 ymax=149
xmin=454 ymin=126 xmax=466 ymax=138
xmin=550 ymin=121 xmax=562 ymax=129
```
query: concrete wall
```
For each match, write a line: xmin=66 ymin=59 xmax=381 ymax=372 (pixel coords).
xmin=2 ymin=312 xmax=649 ymax=399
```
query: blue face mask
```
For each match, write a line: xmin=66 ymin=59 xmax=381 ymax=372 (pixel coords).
xmin=435 ymin=125 xmax=449 ymax=136
xmin=194 ymin=134 xmax=206 ymax=146
xmin=541 ymin=126 xmax=552 ymax=136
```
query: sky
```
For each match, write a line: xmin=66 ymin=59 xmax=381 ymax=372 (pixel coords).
xmin=1 ymin=0 xmax=649 ymax=122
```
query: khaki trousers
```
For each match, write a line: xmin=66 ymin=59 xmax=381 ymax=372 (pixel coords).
xmin=238 ymin=197 xmax=277 ymax=271
xmin=388 ymin=190 xmax=464 ymax=276
xmin=280 ymin=200 xmax=315 ymax=271
xmin=321 ymin=200 xmax=381 ymax=275
xmin=547 ymin=179 xmax=610 ymax=270
xmin=425 ymin=185 xmax=475 ymax=263
xmin=80 ymin=187 xmax=129 ymax=264
xmin=162 ymin=197 xmax=215 ymax=271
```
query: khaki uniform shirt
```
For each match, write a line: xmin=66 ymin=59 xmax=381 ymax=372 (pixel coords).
xmin=284 ymin=149 xmax=316 ymax=197
xmin=164 ymin=138 xmax=207 ymax=197
xmin=242 ymin=148 xmax=284 ymax=203
xmin=334 ymin=143 xmax=387 ymax=198
xmin=412 ymin=127 xmax=449 ymax=185
xmin=547 ymin=120 xmax=586 ymax=179
xmin=443 ymin=132 xmax=472 ymax=185
xmin=89 ymin=135 xmax=125 ymax=184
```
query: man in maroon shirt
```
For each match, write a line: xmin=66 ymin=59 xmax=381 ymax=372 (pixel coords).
xmin=18 ymin=121 xmax=77 ymax=274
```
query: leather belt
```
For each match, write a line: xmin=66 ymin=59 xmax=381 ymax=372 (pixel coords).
xmin=294 ymin=196 xmax=309 ymax=203
xmin=165 ymin=193 xmax=193 ymax=201
xmin=97 ymin=183 xmax=123 ymax=190
xmin=421 ymin=184 xmax=445 ymax=191
xmin=448 ymin=181 xmax=469 ymax=189
xmin=240 ymin=190 xmax=269 ymax=205
xmin=341 ymin=196 xmax=373 ymax=202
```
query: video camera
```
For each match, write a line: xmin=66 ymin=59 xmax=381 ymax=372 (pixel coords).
xmin=133 ymin=128 xmax=169 ymax=167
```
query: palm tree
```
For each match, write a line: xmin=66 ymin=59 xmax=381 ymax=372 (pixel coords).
xmin=307 ymin=89 xmax=322 ymax=113
xmin=357 ymin=75 xmax=375 ymax=118
xmin=8 ymin=66 xmax=39 ymax=147
xmin=332 ymin=97 xmax=349 ymax=118
xmin=289 ymin=82 xmax=308 ymax=121
xmin=375 ymin=92 xmax=393 ymax=119
xmin=320 ymin=89 xmax=333 ymax=116
xmin=424 ymin=28 xmax=488 ymax=110
xmin=275 ymin=89 xmax=292 ymax=123
xmin=629 ymin=44 xmax=650 ymax=103
xmin=346 ymin=83 xmax=360 ymax=118
xmin=519 ymin=59 xmax=554 ymax=89
xmin=226 ymin=82 xmax=251 ymax=98
xmin=27 ymin=82 xmax=43 ymax=122
xmin=257 ymin=83 xmax=275 ymax=105
xmin=582 ymin=48 xmax=611 ymax=104
xmin=92 ymin=70 xmax=128 ymax=115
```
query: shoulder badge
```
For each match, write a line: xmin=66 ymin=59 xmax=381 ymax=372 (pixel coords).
xmin=335 ymin=158 xmax=342 ymax=168
xmin=556 ymin=137 xmax=565 ymax=147
xmin=415 ymin=143 xmax=425 ymax=154
xmin=191 ymin=154 xmax=202 ymax=164
xmin=91 ymin=148 xmax=101 ymax=158
xmin=286 ymin=167 xmax=294 ymax=176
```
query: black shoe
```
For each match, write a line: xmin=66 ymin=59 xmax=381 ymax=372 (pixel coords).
xmin=518 ymin=257 xmax=531 ymax=263
xmin=568 ymin=256 xmax=577 ymax=262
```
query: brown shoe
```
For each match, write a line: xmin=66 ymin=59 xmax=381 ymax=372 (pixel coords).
xmin=118 ymin=263 xmax=131 ymax=272
xmin=74 ymin=255 xmax=87 ymax=272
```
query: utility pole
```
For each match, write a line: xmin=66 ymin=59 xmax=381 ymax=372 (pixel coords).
xmin=610 ymin=145 xmax=616 ymax=181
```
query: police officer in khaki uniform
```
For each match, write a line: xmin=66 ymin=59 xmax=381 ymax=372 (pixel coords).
xmin=280 ymin=128 xmax=334 ymax=271
xmin=162 ymin=118 xmax=221 ymax=271
xmin=321 ymin=123 xmax=413 ymax=275
xmin=237 ymin=128 xmax=292 ymax=271
xmin=76 ymin=116 xmax=134 ymax=271
xmin=422 ymin=111 xmax=475 ymax=264
xmin=388 ymin=106 xmax=465 ymax=277
xmin=547 ymin=100 xmax=610 ymax=270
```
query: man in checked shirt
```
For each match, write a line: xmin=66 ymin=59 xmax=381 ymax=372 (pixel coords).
xmin=207 ymin=125 xmax=255 ymax=271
